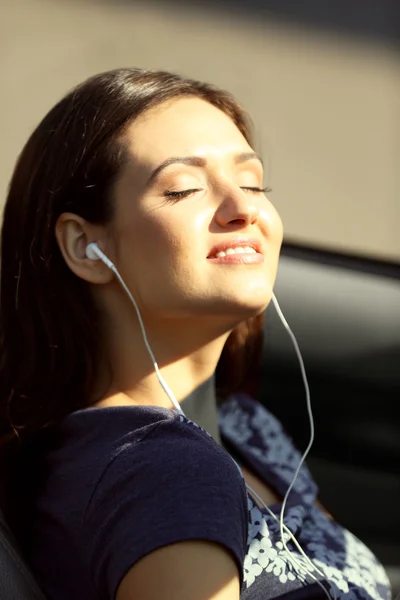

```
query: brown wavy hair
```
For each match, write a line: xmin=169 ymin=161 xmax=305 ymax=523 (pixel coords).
xmin=0 ymin=68 xmax=264 ymax=453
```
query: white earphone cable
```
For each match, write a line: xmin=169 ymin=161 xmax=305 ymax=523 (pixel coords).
xmin=88 ymin=243 xmax=335 ymax=599
xmin=269 ymin=294 xmax=336 ymax=600
xmin=110 ymin=264 xmax=184 ymax=415
xmin=87 ymin=243 xmax=184 ymax=414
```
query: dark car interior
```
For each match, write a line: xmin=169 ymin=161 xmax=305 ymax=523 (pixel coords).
xmin=259 ymin=242 xmax=400 ymax=595
xmin=0 ymin=242 xmax=399 ymax=598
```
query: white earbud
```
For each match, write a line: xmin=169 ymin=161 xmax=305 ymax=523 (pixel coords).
xmin=86 ymin=242 xmax=115 ymax=270
xmin=85 ymin=242 xmax=102 ymax=260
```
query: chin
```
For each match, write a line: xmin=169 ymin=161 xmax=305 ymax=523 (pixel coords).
xmin=219 ymin=296 xmax=272 ymax=322
xmin=241 ymin=300 xmax=271 ymax=318
xmin=230 ymin=285 xmax=273 ymax=313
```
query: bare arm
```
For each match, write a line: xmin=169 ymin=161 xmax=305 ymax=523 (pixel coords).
xmin=116 ymin=540 xmax=240 ymax=600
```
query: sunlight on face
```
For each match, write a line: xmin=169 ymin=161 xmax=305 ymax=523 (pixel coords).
xmin=109 ymin=97 xmax=283 ymax=330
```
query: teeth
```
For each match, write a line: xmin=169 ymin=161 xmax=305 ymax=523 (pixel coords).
xmin=214 ymin=246 xmax=257 ymax=258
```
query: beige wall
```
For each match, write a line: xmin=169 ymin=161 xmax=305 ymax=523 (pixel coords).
xmin=1 ymin=0 xmax=399 ymax=261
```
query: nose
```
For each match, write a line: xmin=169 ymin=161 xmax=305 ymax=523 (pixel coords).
xmin=214 ymin=186 xmax=260 ymax=229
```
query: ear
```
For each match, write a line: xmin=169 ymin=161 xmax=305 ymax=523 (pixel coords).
xmin=55 ymin=213 xmax=114 ymax=284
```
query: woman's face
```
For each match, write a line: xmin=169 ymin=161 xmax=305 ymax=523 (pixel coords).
xmin=106 ymin=97 xmax=283 ymax=329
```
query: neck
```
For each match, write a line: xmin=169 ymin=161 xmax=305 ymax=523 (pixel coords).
xmin=95 ymin=301 xmax=231 ymax=412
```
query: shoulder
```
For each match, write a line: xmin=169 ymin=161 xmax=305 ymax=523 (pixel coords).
xmin=82 ymin=406 xmax=248 ymax=518
xmin=34 ymin=406 xmax=248 ymax=599
xmin=51 ymin=404 xmax=246 ymax=509
xmin=70 ymin=407 xmax=248 ymax=598
xmin=82 ymin=407 xmax=247 ymax=506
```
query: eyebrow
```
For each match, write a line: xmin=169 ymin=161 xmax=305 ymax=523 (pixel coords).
xmin=146 ymin=151 xmax=263 ymax=186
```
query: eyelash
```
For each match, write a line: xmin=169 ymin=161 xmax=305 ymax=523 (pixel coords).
xmin=164 ymin=186 xmax=271 ymax=200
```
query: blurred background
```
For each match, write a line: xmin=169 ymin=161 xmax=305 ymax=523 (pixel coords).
xmin=1 ymin=0 xmax=399 ymax=589
xmin=1 ymin=0 xmax=399 ymax=263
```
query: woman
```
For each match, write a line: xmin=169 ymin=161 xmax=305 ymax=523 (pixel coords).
xmin=0 ymin=68 xmax=390 ymax=600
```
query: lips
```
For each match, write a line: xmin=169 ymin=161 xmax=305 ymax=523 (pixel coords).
xmin=207 ymin=238 xmax=262 ymax=259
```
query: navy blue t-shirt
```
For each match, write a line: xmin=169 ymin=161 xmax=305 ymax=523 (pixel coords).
xmin=28 ymin=394 xmax=391 ymax=600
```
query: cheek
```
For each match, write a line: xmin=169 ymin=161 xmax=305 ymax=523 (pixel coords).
xmin=117 ymin=210 xmax=190 ymax=283
xmin=135 ymin=220 xmax=174 ymax=266
xmin=260 ymin=202 xmax=283 ymax=274
xmin=275 ymin=209 xmax=284 ymax=242
xmin=134 ymin=205 xmax=209 ymax=262
xmin=261 ymin=200 xmax=283 ymax=235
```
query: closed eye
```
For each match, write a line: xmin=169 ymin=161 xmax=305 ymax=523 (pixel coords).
xmin=163 ymin=186 xmax=272 ymax=201
xmin=163 ymin=188 xmax=201 ymax=200
xmin=241 ymin=186 xmax=272 ymax=194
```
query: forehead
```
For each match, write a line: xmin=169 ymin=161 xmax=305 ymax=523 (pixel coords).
xmin=123 ymin=96 xmax=252 ymax=164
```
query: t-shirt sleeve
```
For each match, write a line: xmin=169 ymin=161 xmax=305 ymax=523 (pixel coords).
xmin=83 ymin=415 xmax=248 ymax=599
